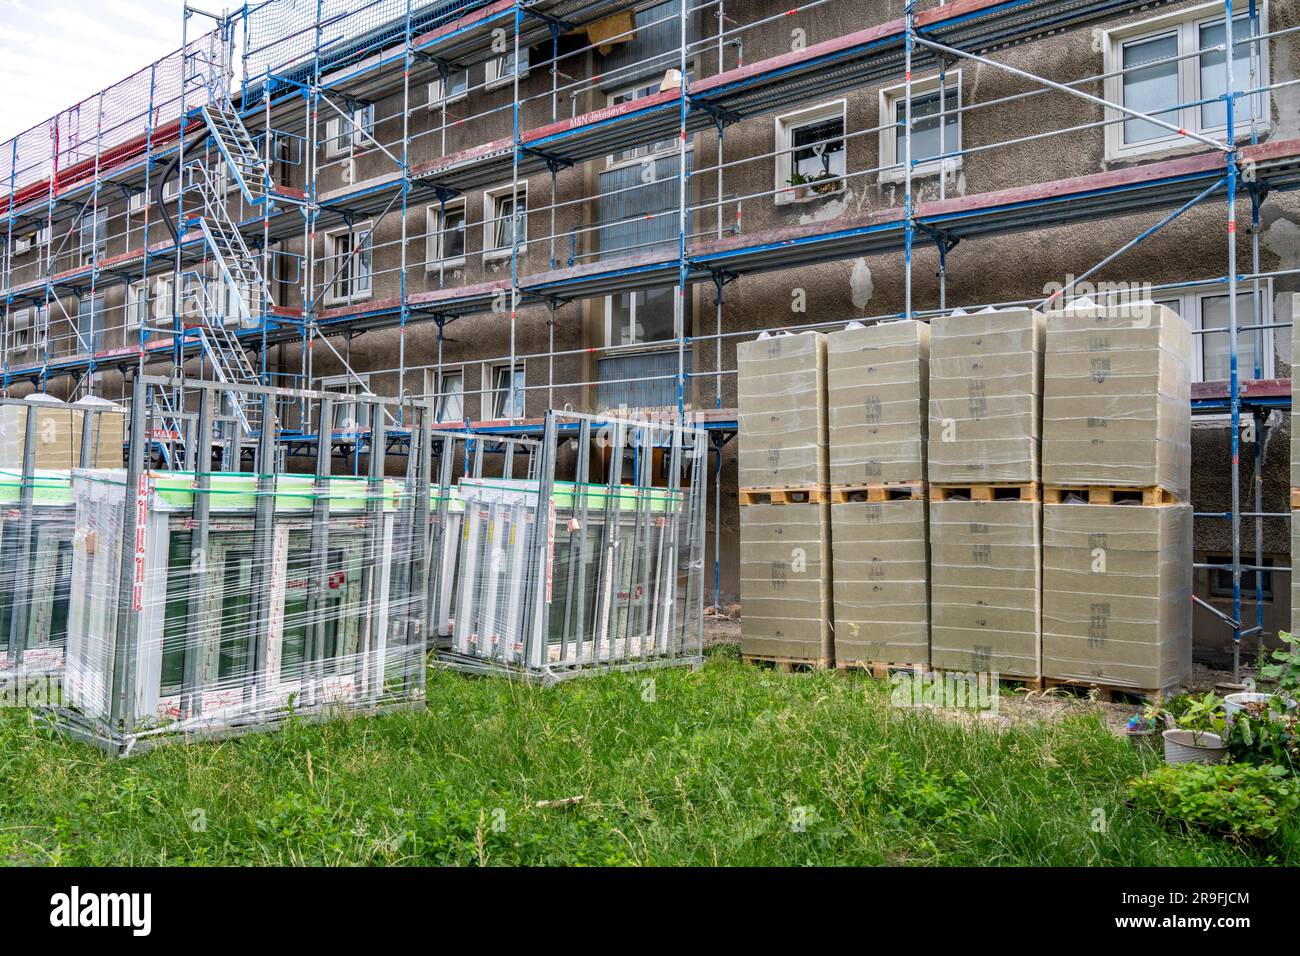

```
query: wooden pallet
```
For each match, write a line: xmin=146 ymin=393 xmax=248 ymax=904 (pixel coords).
xmin=1042 ymin=677 xmax=1180 ymax=703
xmin=830 ymin=482 xmax=926 ymax=503
xmin=1291 ymin=488 xmax=1300 ymax=510
xmin=739 ymin=487 xmax=827 ymax=506
xmin=835 ymin=659 xmax=931 ymax=678
xmin=930 ymin=482 xmax=1040 ymax=503
xmin=743 ymin=654 xmax=833 ymax=673
xmin=1043 ymin=485 xmax=1179 ymax=506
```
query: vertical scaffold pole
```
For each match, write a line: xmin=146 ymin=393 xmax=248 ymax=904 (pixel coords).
xmin=904 ymin=1 xmax=915 ymax=322
xmin=1225 ymin=0 xmax=1242 ymax=682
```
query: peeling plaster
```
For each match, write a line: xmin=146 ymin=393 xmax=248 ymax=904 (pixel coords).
xmin=850 ymin=258 xmax=875 ymax=310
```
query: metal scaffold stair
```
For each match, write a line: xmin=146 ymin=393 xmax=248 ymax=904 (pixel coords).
xmin=184 ymin=161 xmax=270 ymax=440
xmin=201 ymin=100 xmax=272 ymax=205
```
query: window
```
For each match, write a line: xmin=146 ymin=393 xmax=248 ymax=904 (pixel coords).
xmin=1149 ymin=281 xmax=1274 ymax=383
xmin=878 ymin=73 xmax=961 ymax=181
xmin=429 ymin=68 xmax=469 ymax=108
xmin=426 ymin=201 xmax=466 ymax=269
xmin=1104 ymin=3 xmax=1269 ymax=160
xmin=434 ymin=371 xmax=464 ymax=422
xmin=483 ymin=185 xmax=526 ymax=256
xmin=606 ymin=286 xmax=677 ymax=347
xmin=325 ymin=103 xmax=375 ymax=158
xmin=486 ymin=46 xmax=529 ymax=90
xmin=488 ymin=364 xmax=525 ymax=419
xmin=127 ymin=279 xmax=149 ymax=329
xmin=325 ymin=225 xmax=373 ymax=304
xmin=321 ymin=374 xmax=372 ymax=433
xmin=78 ymin=207 xmax=108 ymax=263
xmin=76 ymin=293 xmax=105 ymax=354
xmin=128 ymin=190 xmax=148 ymax=214
xmin=1208 ymin=554 xmax=1274 ymax=601
xmin=607 ymin=82 xmax=678 ymax=165
xmin=775 ymin=100 xmax=847 ymax=202
xmin=9 ymin=307 xmax=31 ymax=352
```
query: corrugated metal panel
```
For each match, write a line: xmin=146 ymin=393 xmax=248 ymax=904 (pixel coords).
xmin=597 ymin=150 xmax=692 ymax=260
xmin=596 ymin=348 xmax=691 ymax=410
xmin=598 ymin=1 xmax=695 ymax=92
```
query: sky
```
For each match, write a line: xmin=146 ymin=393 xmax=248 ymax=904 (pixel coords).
xmin=0 ymin=0 xmax=191 ymax=142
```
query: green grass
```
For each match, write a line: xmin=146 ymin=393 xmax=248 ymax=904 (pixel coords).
xmin=0 ymin=648 xmax=1294 ymax=865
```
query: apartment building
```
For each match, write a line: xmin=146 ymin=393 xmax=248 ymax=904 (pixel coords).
xmin=2 ymin=0 xmax=1296 ymax=661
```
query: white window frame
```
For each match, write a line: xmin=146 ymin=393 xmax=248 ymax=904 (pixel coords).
xmin=325 ymin=103 xmax=376 ymax=159
xmin=603 ymin=286 xmax=680 ymax=350
xmin=320 ymin=373 xmax=372 ymax=433
xmin=425 ymin=200 xmax=467 ymax=271
xmin=486 ymin=362 xmax=525 ymax=420
xmin=9 ymin=307 xmax=32 ymax=352
xmin=774 ymin=99 xmax=849 ymax=204
xmin=324 ymin=222 xmax=374 ymax=305
xmin=428 ymin=68 xmax=469 ymax=108
xmin=485 ymin=46 xmax=529 ymax=91
xmin=1103 ymin=1 xmax=1270 ymax=161
xmin=1149 ymin=280 xmax=1275 ymax=384
xmin=429 ymin=369 xmax=465 ymax=422
xmin=482 ymin=183 xmax=527 ymax=259
xmin=605 ymin=81 xmax=680 ymax=168
xmin=878 ymin=72 xmax=962 ymax=183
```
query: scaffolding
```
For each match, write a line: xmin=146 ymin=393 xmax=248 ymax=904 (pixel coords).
xmin=2 ymin=0 xmax=1297 ymax=682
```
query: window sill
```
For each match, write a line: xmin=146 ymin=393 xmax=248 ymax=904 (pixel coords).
xmin=483 ymin=246 xmax=527 ymax=262
xmin=877 ymin=160 xmax=961 ymax=185
xmin=429 ymin=94 xmax=468 ymax=110
xmin=774 ymin=185 xmax=846 ymax=206
xmin=1106 ymin=125 xmax=1272 ymax=165
xmin=425 ymin=258 xmax=466 ymax=273
xmin=485 ymin=72 xmax=529 ymax=92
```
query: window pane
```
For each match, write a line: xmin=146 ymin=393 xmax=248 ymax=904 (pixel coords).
xmin=899 ymin=88 xmax=959 ymax=163
xmin=442 ymin=208 xmax=465 ymax=260
xmin=609 ymin=292 xmax=634 ymax=345
xmin=493 ymin=366 xmax=524 ymax=418
xmin=494 ymin=195 xmax=525 ymax=248
xmin=437 ymin=372 xmax=464 ymax=421
xmin=1200 ymin=16 xmax=1260 ymax=130
xmin=792 ymin=117 xmax=845 ymax=179
xmin=1122 ymin=33 xmax=1180 ymax=144
xmin=1201 ymin=292 xmax=1262 ymax=381
xmin=636 ymin=286 xmax=676 ymax=344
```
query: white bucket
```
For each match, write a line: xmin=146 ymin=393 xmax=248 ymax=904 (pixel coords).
xmin=1162 ymin=729 xmax=1228 ymax=765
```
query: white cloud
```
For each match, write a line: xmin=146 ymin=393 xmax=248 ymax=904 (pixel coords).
xmin=0 ymin=0 xmax=190 ymax=141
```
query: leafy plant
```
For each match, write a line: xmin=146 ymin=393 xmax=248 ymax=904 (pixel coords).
xmin=1176 ymin=693 xmax=1227 ymax=744
xmin=1226 ymin=697 xmax=1300 ymax=773
xmin=1128 ymin=762 xmax=1300 ymax=840
xmin=809 ymin=170 xmax=840 ymax=194
xmin=1261 ymin=631 xmax=1300 ymax=696
xmin=786 ymin=171 xmax=809 ymax=188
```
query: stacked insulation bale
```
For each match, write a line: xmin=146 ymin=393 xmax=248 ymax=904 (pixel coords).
xmin=737 ymin=331 xmax=833 ymax=666
xmin=827 ymin=320 xmax=930 ymax=667
xmin=0 ymin=398 xmax=123 ymax=470
xmin=1040 ymin=302 xmax=1193 ymax=694
xmin=927 ymin=308 xmax=1045 ymax=680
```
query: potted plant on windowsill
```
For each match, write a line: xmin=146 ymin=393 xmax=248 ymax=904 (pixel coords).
xmin=1162 ymin=693 xmax=1229 ymax=765
xmin=786 ymin=171 xmax=810 ymax=200
xmin=809 ymin=170 xmax=841 ymax=195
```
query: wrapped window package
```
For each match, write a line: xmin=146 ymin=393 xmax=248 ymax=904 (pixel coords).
xmin=928 ymin=308 xmax=1044 ymax=484
xmin=1042 ymin=502 xmax=1192 ymax=692
xmin=737 ymin=332 xmax=828 ymax=490
xmin=740 ymin=502 xmax=833 ymax=664
xmin=1042 ymin=303 xmax=1191 ymax=497
xmin=930 ymin=499 xmax=1041 ymax=678
xmin=827 ymin=320 xmax=929 ymax=486
xmin=0 ymin=403 xmax=123 ymax=470
xmin=831 ymin=500 xmax=928 ymax=666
